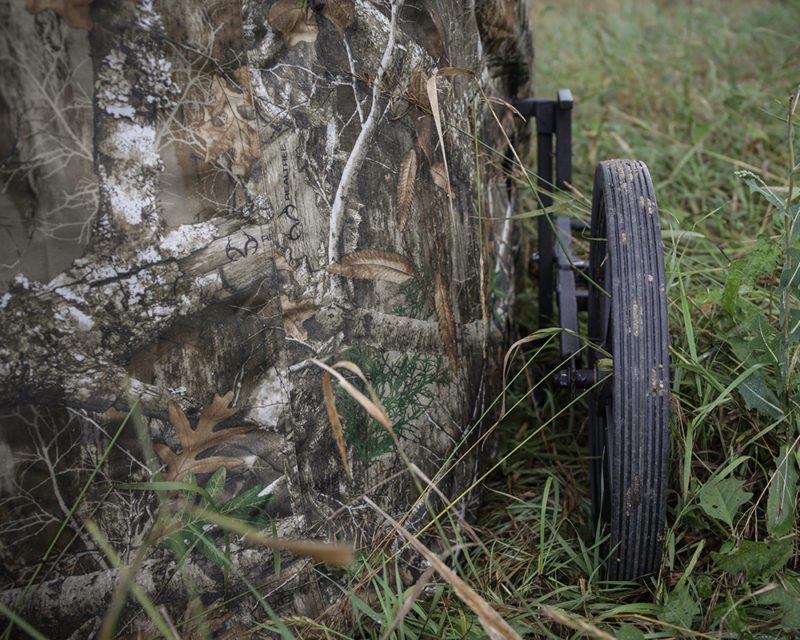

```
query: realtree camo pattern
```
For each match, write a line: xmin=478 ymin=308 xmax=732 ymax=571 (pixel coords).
xmin=0 ymin=0 xmax=532 ymax=634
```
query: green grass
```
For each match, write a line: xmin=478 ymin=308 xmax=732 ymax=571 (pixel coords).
xmin=477 ymin=1 xmax=800 ymax=637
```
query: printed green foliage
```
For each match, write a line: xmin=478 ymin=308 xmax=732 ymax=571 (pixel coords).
xmin=336 ymin=345 xmax=449 ymax=464
xmin=713 ymin=539 xmax=793 ymax=582
xmin=489 ymin=269 xmax=509 ymax=324
xmin=697 ymin=476 xmax=752 ymax=528
xmin=206 ymin=465 xmax=227 ymax=499
xmin=393 ymin=271 xmax=433 ymax=319
xmin=766 ymin=445 xmax=799 ymax=536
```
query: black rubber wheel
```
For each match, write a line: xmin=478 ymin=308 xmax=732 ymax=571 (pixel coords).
xmin=587 ymin=160 xmax=670 ymax=581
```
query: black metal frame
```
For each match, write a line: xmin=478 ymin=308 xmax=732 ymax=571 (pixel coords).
xmin=513 ymin=92 xmax=671 ymax=582
xmin=512 ymin=90 xmax=599 ymax=391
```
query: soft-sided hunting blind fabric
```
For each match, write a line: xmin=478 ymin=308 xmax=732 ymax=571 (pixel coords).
xmin=0 ymin=0 xmax=532 ymax=635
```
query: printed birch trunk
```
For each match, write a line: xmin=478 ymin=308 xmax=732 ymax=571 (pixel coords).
xmin=0 ymin=0 xmax=533 ymax=635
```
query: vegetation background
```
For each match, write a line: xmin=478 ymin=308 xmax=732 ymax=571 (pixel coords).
xmin=470 ymin=0 xmax=800 ymax=637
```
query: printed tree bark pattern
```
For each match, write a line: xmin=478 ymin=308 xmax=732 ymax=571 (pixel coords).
xmin=0 ymin=0 xmax=532 ymax=634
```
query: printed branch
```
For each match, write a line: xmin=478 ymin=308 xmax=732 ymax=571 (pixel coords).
xmin=327 ymin=0 xmax=405 ymax=263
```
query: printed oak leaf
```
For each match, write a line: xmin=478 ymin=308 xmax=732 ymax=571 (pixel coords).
xmin=155 ymin=391 xmax=252 ymax=482
xmin=327 ymin=251 xmax=418 ymax=284
xmin=25 ymin=0 xmax=92 ymax=30
xmin=396 ymin=149 xmax=418 ymax=232
xmin=268 ymin=0 xmax=319 ymax=48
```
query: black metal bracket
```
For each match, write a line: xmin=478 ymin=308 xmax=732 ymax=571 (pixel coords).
xmin=513 ymin=90 xmax=587 ymax=390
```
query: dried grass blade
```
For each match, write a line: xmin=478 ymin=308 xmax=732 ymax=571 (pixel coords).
xmin=272 ymin=539 xmax=354 ymax=567
xmin=185 ymin=506 xmax=354 ymax=567
xmin=329 ymin=360 xmax=389 ymax=414
xmin=322 ymin=369 xmax=352 ymax=480
xmin=500 ymin=328 xmax=563 ymax=416
xmin=312 ymin=359 xmax=410 ymax=482
xmin=435 ymin=67 xmax=475 ymax=77
xmin=311 ymin=359 xmax=391 ymax=430
xmin=364 ymin=497 xmax=521 ymax=640
xmin=485 ymin=95 xmax=525 ymax=120
xmin=85 ymin=521 xmax=178 ymax=640
xmin=407 ymin=463 xmax=493 ymax=563
xmin=409 ymin=65 xmax=431 ymax=110
xmin=539 ymin=606 xmax=615 ymax=640
xmin=380 ymin=564 xmax=436 ymax=640
xmin=430 ymin=162 xmax=454 ymax=199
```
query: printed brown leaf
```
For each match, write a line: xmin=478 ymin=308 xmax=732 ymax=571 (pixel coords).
xmin=327 ymin=251 xmax=418 ymax=284
xmin=396 ymin=149 xmax=418 ymax=232
xmin=321 ymin=0 xmax=355 ymax=33
xmin=155 ymin=391 xmax=253 ymax=481
xmin=408 ymin=65 xmax=431 ymax=111
xmin=268 ymin=0 xmax=319 ymax=48
xmin=409 ymin=65 xmax=434 ymax=163
xmin=281 ymin=296 xmax=319 ymax=341
xmin=431 ymin=162 xmax=454 ymax=199
xmin=25 ymin=0 xmax=92 ymax=30
xmin=193 ymin=68 xmax=260 ymax=176
xmin=426 ymin=76 xmax=454 ymax=200
xmin=414 ymin=114 xmax=435 ymax=164
xmin=434 ymin=273 xmax=458 ymax=370
xmin=321 ymin=366 xmax=351 ymax=481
